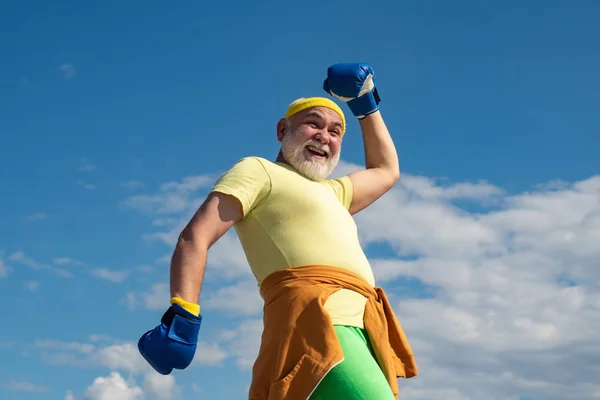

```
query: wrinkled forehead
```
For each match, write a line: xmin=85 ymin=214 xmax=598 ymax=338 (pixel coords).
xmin=293 ymin=106 xmax=344 ymax=127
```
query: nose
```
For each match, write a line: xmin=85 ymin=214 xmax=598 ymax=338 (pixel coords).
xmin=314 ymin=130 xmax=331 ymax=144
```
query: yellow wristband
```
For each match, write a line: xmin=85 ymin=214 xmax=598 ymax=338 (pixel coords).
xmin=170 ymin=297 xmax=200 ymax=316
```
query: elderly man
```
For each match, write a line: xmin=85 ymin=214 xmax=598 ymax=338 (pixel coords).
xmin=138 ymin=63 xmax=418 ymax=399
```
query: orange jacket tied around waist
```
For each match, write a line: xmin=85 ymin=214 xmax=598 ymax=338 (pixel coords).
xmin=248 ymin=265 xmax=418 ymax=400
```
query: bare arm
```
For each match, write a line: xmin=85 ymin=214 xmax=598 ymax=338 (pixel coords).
xmin=170 ymin=191 xmax=243 ymax=304
xmin=347 ymin=110 xmax=400 ymax=215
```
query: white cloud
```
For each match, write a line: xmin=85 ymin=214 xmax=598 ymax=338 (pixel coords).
xmin=120 ymin=293 xmax=139 ymax=310
xmin=121 ymin=180 xmax=145 ymax=189
xmin=124 ymin=194 xmax=188 ymax=215
xmin=78 ymin=181 xmax=96 ymax=190
xmin=151 ymin=218 xmax=178 ymax=227
xmin=217 ymin=319 xmax=263 ymax=369
xmin=87 ymin=334 xmax=119 ymax=344
xmin=397 ymin=174 xmax=504 ymax=201
xmin=116 ymin=159 xmax=600 ymax=399
xmin=9 ymin=251 xmax=49 ymax=270
xmin=121 ymin=171 xmax=253 ymax=283
xmin=203 ymin=279 xmax=262 ymax=316
xmin=24 ymin=281 xmax=40 ymax=292
xmin=8 ymin=251 xmax=73 ymax=278
xmin=136 ymin=265 xmax=155 ymax=274
xmin=0 ymin=258 xmax=9 ymax=278
xmin=121 ymin=175 xmax=214 ymax=216
xmin=142 ymin=373 xmax=180 ymax=400
xmin=159 ymin=176 xmax=216 ymax=193
xmin=205 ymin=232 xmax=254 ymax=280
xmin=66 ymin=370 xmax=182 ymax=400
xmin=191 ymin=383 xmax=202 ymax=393
xmin=192 ymin=342 xmax=228 ymax=366
xmin=90 ymin=268 xmax=130 ymax=284
xmin=35 ymin=329 xmax=229 ymax=372
xmin=34 ymin=339 xmax=180 ymax=399
xmin=155 ymin=254 xmax=171 ymax=264
xmin=343 ymin=165 xmax=600 ymax=399
xmin=122 ymin=283 xmax=169 ymax=310
xmin=74 ymin=372 xmax=143 ymax=400
xmin=54 ymin=257 xmax=87 ymax=267
xmin=34 ymin=339 xmax=96 ymax=361
xmin=2 ymin=379 xmax=50 ymax=392
xmin=139 ymin=228 xmax=251 ymax=283
xmin=78 ymin=158 xmax=96 ymax=172
xmin=59 ymin=64 xmax=76 ymax=80
xmin=54 ymin=268 xmax=74 ymax=278
xmin=25 ymin=212 xmax=50 ymax=222
xmin=36 ymin=334 xmax=225 ymax=399
xmin=94 ymin=343 xmax=146 ymax=373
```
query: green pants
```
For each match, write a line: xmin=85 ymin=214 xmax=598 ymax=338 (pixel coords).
xmin=309 ymin=325 xmax=396 ymax=400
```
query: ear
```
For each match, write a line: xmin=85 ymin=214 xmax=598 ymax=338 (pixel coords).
xmin=276 ymin=118 xmax=288 ymax=142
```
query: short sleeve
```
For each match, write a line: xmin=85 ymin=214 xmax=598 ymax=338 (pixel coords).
xmin=320 ymin=175 xmax=353 ymax=209
xmin=210 ymin=157 xmax=272 ymax=216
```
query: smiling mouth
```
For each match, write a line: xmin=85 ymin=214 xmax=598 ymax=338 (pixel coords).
xmin=306 ymin=145 xmax=328 ymax=158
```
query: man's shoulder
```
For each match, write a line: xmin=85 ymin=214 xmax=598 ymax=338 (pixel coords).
xmin=224 ymin=156 xmax=270 ymax=173
xmin=229 ymin=156 xmax=277 ymax=169
xmin=231 ymin=155 xmax=267 ymax=165
xmin=229 ymin=156 xmax=295 ymax=175
xmin=211 ymin=156 xmax=273 ymax=215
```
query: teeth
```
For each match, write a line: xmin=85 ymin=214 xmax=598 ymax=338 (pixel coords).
xmin=307 ymin=145 xmax=326 ymax=156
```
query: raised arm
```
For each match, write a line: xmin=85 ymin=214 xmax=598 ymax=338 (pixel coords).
xmin=347 ymin=110 xmax=399 ymax=215
xmin=323 ymin=63 xmax=400 ymax=215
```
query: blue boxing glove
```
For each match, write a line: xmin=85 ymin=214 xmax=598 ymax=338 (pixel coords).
xmin=323 ymin=63 xmax=381 ymax=119
xmin=138 ymin=302 xmax=202 ymax=375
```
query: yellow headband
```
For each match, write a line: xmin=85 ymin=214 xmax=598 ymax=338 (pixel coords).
xmin=284 ymin=97 xmax=346 ymax=136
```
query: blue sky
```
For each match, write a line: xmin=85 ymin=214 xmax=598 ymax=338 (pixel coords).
xmin=1 ymin=1 xmax=599 ymax=399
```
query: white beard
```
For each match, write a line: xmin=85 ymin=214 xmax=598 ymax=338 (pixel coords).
xmin=280 ymin=127 xmax=340 ymax=182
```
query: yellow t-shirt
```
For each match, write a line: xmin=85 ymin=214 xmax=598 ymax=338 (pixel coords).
xmin=210 ymin=156 xmax=375 ymax=328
